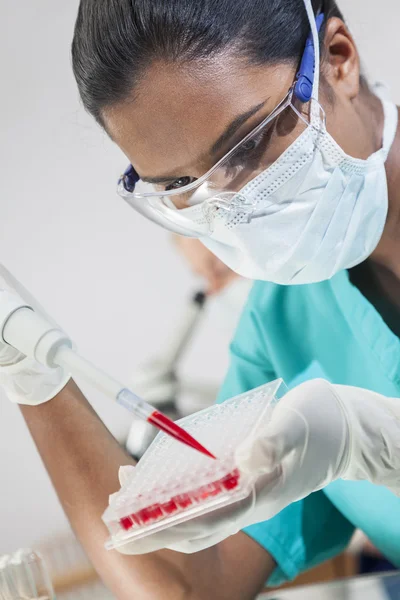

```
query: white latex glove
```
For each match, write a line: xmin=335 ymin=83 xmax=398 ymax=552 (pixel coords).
xmin=0 ymin=265 xmax=70 ymax=405
xmin=114 ymin=378 xmax=400 ymax=555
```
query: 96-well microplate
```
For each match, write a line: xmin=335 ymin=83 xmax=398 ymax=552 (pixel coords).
xmin=103 ymin=379 xmax=284 ymax=549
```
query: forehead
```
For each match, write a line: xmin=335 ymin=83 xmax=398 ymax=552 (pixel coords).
xmin=104 ymin=58 xmax=295 ymax=178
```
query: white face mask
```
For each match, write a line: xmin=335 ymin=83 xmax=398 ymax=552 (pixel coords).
xmin=201 ymin=89 xmax=398 ymax=284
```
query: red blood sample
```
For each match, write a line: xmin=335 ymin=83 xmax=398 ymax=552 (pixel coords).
xmin=149 ymin=504 xmax=163 ymax=520
xmin=191 ymin=488 xmax=205 ymax=503
xmin=138 ymin=504 xmax=163 ymax=523
xmin=220 ymin=469 xmax=240 ymax=490
xmin=162 ymin=499 xmax=178 ymax=514
xmin=120 ymin=517 xmax=133 ymax=531
xmin=120 ymin=470 xmax=241 ymax=530
xmin=148 ymin=411 xmax=216 ymax=459
xmin=137 ymin=508 xmax=150 ymax=524
xmin=193 ymin=483 xmax=221 ymax=502
xmin=212 ymin=481 xmax=222 ymax=495
xmin=173 ymin=494 xmax=193 ymax=509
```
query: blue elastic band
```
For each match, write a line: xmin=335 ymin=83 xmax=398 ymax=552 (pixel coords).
xmin=294 ymin=13 xmax=325 ymax=103
xmin=120 ymin=164 xmax=140 ymax=193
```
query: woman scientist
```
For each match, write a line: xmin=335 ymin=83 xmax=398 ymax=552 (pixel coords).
xmin=1 ymin=0 xmax=400 ymax=598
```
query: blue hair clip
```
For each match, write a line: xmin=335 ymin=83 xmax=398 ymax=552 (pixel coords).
xmin=120 ymin=164 xmax=140 ymax=193
xmin=294 ymin=13 xmax=325 ymax=103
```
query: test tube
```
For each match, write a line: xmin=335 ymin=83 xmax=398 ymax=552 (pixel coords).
xmin=8 ymin=549 xmax=55 ymax=599
xmin=0 ymin=555 xmax=18 ymax=600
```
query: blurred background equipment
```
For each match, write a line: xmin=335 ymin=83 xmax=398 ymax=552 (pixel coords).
xmin=0 ymin=548 xmax=55 ymax=600
xmin=126 ymin=290 xmax=218 ymax=459
xmin=0 ymin=534 xmax=112 ymax=598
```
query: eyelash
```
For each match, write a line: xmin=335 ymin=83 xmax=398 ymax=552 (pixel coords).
xmin=164 ymin=176 xmax=195 ymax=192
xmin=224 ymin=126 xmax=274 ymax=172
xmin=163 ymin=125 xmax=274 ymax=191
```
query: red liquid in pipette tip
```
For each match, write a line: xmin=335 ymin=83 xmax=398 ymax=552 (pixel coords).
xmin=148 ymin=410 xmax=216 ymax=460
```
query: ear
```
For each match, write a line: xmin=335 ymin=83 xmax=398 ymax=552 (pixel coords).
xmin=322 ymin=17 xmax=361 ymax=100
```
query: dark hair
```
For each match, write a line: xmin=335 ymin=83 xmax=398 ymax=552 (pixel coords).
xmin=72 ymin=0 xmax=344 ymax=126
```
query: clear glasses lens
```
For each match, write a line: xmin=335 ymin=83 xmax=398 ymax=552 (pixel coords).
xmin=121 ymin=97 xmax=310 ymax=211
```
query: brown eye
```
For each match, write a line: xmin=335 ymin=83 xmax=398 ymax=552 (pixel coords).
xmin=166 ymin=177 xmax=194 ymax=191
xmin=241 ymin=140 xmax=257 ymax=152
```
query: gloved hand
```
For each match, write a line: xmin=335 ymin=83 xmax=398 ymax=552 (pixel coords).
xmin=114 ymin=378 xmax=400 ymax=555
xmin=0 ymin=264 xmax=70 ymax=405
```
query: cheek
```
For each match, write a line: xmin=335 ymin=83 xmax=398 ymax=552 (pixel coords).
xmin=324 ymin=100 xmax=375 ymax=160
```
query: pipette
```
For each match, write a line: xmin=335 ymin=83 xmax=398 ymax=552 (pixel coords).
xmin=54 ymin=346 xmax=215 ymax=459
xmin=0 ymin=291 xmax=215 ymax=459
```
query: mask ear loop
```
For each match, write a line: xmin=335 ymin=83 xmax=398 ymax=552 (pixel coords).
xmin=291 ymin=99 xmax=327 ymax=136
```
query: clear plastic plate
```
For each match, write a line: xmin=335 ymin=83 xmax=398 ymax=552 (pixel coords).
xmin=103 ymin=379 xmax=285 ymax=550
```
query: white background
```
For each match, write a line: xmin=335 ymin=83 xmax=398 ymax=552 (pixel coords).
xmin=0 ymin=0 xmax=399 ymax=552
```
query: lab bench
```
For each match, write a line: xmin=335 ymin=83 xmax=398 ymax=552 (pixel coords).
xmin=259 ymin=572 xmax=400 ymax=600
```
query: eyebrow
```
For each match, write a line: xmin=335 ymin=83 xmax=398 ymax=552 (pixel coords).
xmin=140 ymin=99 xmax=269 ymax=184
xmin=210 ymin=100 xmax=268 ymax=156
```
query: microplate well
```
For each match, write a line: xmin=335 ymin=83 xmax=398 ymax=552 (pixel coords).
xmin=103 ymin=379 xmax=284 ymax=549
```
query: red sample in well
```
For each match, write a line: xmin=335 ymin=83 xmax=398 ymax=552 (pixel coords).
xmin=220 ymin=469 xmax=240 ymax=490
xmin=120 ymin=517 xmax=133 ymax=531
xmin=162 ymin=499 xmax=178 ymax=514
xmin=173 ymin=494 xmax=193 ymax=509
xmin=119 ymin=469 xmax=241 ymax=531
xmin=137 ymin=504 xmax=163 ymax=523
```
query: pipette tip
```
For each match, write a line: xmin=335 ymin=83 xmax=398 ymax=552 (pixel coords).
xmin=148 ymin=410 xmax=216 ymax=459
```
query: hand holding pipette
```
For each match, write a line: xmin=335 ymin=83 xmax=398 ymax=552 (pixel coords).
xmin=0 ymin=264 xmax=214 ymax=459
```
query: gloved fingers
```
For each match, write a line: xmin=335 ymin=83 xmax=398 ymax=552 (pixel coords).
xmin=107 ymin=466 xmax=137 ymax=521
xmin=235 ymin=405 xmax=308 ymax=475
xmin=252 ymin=466 xmax=284 ymax=497
xmin=0 ymin=342 xmax=24 ymax=367
xmin=0 ymin=357 xmax=49 ymax=377
xmin=167 ymin=524 xmax=239 ymax=554
xmin=170 ymin=471 xmax=286 ymax=548
xmin=116 ymin=532 xmax=173 ymax=555
xmin=118 ymin=465 xmax=136 ymax=486
xmin=108 ymin=466 xmax=136 ymax=503
xmin=118 ymin=525 xmax=232 ymax=556
xmin=115 ymin=516 xmax=219 ymax=555
xmin=108 ymin=492 xmax=119 ymax=505
xmin=0 ymin=264 xmax=58 ymax=327
xmin=0 ymin=357 xmax=71 ymax=405
xmin=252 ymin=460 xmax=313 ymax=517
xmin=162 ymin=482 xmax=258 ymax=554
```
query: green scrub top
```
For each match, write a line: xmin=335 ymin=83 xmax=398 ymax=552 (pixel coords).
xmin=216 ymin=268 xmax=400 ymax=586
